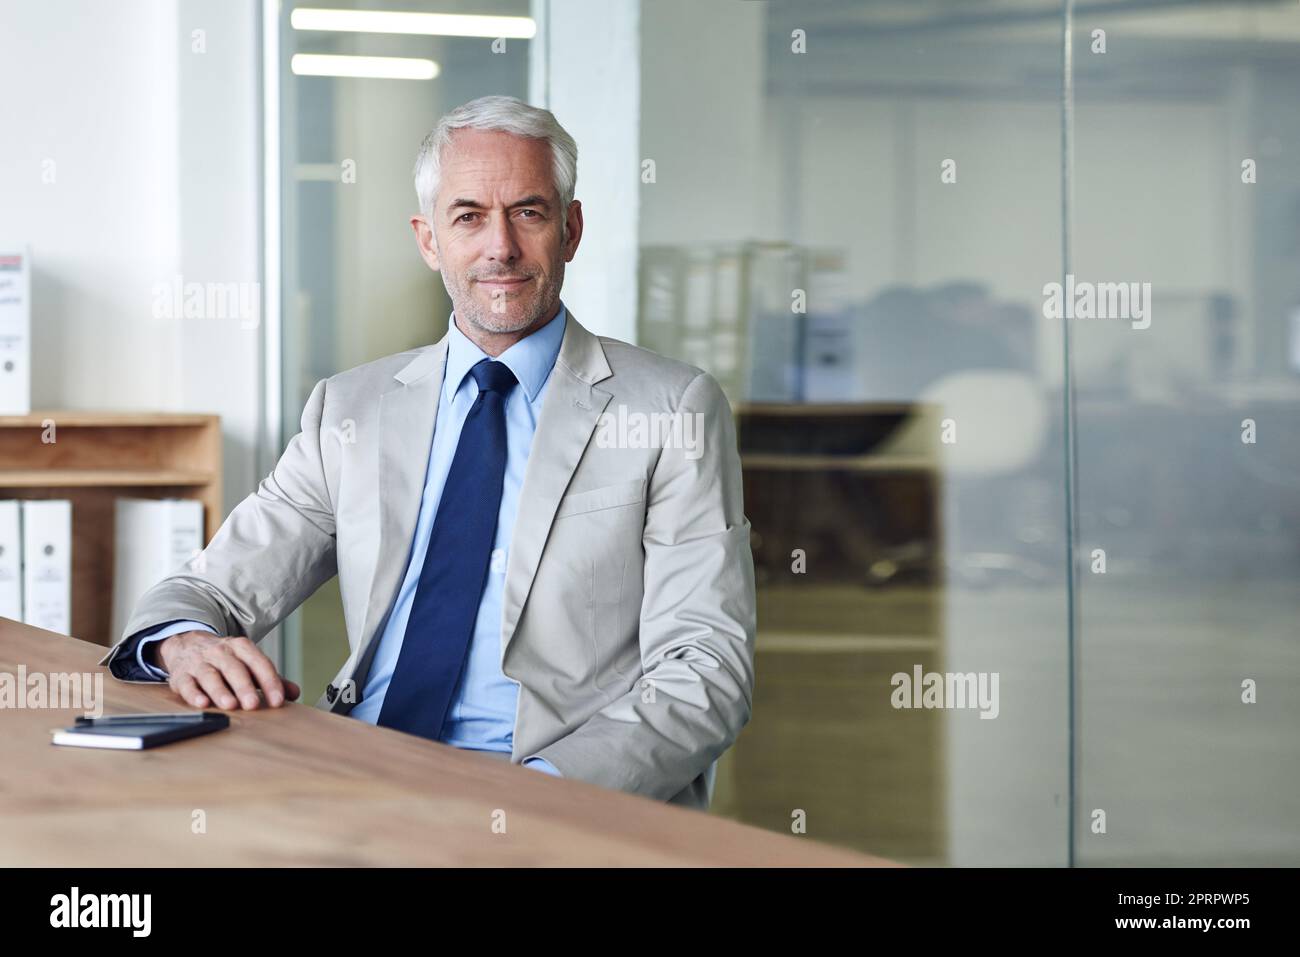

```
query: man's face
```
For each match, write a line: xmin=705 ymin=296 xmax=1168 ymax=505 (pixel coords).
xmin=411 ymin=128 xmax=581 ymax=338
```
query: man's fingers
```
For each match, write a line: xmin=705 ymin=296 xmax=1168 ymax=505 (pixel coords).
xmin=193 ymin=663 xmax=239 ymax=710
xmin=229 ymin=640 xmax=287 ymax=707
xmin=172 ymin=673 xmax=209 ymax=709
xmin=163 ymin=633 xmax=302 ymax=711
xmin=212 ymin=652 xmax=262 ymax=710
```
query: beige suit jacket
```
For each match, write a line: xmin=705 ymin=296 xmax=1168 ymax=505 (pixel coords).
xmin=99 ymin=309 xmax=756 ymax=810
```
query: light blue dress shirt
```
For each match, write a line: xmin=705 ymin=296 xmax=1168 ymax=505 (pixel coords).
xmin=133 ymin=304 xmax=570 ymax=777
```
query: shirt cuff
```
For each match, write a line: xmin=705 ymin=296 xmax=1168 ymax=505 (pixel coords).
xmin=120 ymin=619 xmax=217 ymax=681
xmin=135 ymin=636 xmax=170 ymax=680
xmin=523 ymin=757 xmax=563 ymax=777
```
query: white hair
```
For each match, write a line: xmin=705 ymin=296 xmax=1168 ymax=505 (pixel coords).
xmin=413 ymin=95 xmax=578 ymax=230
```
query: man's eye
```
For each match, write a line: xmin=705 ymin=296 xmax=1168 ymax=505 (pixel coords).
xmin=457 ymin=212 xmax=477 ymax=223
xmin=518 ymin=209 xmax=539 ymax=218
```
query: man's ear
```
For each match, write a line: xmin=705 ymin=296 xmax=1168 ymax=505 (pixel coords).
xmin=562 ymin=200 xmax=584 ymax=263
xmin=410 ymin=215 xmax=441 ymax=271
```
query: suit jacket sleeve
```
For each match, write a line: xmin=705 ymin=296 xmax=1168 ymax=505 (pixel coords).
xmin=524 ymin=370 xmax=757 ymax=800
xmin=106 ymin=619 xmax=218 ymax=682
xmin=98 ymin=377 xmax=339 ymax=673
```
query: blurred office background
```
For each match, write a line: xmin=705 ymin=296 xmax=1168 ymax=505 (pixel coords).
xmin=3 ymin=0 xmax=1298 ymax=865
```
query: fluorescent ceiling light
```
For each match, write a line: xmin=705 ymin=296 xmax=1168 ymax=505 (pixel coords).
xmin=290 ymin=8 xmax=536 ymax=39
xmin=290 ymin=53 xmax=439 ymax=79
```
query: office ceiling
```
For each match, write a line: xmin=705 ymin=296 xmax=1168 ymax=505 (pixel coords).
xmin=761 ymin=0 xmax=1300 ymax=100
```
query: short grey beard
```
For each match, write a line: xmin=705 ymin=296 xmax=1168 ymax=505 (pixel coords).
xmin=444 ymin=259 xmax=565 ymax=337
xmin=457 ymin=293 xmax=549 ymax=335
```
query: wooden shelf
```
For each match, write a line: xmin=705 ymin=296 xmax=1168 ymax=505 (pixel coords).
xmin=0 ymin=411 xmax=218 ymax=428
xmin=0 ymin=411 xmax=222 ymax=647
xmin=757 ymin=631 xmax=941 ymax=653
xmin=735 ymin=401 xmax=917 ymax=416
xmin=741 ymin=453 xmax=934 ymax=472
xmin=0 ymin=468 xmax=213 ymax=487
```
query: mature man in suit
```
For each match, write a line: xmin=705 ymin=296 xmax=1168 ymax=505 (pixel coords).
xmin=99 ymin=95 xmax=756 ymax=809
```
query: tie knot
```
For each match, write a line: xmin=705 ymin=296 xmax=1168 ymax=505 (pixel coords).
xmin=470 ymin=359 xmax=517 ymax=396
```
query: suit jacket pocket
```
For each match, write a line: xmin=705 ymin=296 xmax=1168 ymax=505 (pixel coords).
xmin=554 ymin=478 xmax=645 ymax=519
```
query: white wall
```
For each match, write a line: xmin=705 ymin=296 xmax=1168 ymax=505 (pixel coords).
xmin=0 ymin=0 xmax=263 ymax=518
xmin=529 ymin=0 xmax=640 ymax=343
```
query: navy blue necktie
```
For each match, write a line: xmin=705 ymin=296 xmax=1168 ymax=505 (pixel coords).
xmin=377 ymin=358 xmax=518 ymax=740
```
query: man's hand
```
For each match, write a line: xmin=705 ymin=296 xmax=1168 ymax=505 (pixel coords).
xmin=155 ymin=631 xmax=301 ymax=710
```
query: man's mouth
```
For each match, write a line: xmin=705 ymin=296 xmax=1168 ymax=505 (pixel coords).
xmin=477 ymin=276 xmax=531 ymax=289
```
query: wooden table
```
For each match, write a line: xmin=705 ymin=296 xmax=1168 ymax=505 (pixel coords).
xmin=0 ymin=618 xmax=891 ymax=866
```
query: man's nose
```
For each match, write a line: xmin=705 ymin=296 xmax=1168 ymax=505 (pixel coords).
xmin=484 ymin=212 xmax=521 ymax=263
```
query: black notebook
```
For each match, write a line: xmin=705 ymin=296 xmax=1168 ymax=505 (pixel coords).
xmin=51 ymin=712 xmax=230 ymax=750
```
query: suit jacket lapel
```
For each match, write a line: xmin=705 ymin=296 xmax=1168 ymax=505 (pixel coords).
xmin=501 ymin=310 xmax=612 ymax=658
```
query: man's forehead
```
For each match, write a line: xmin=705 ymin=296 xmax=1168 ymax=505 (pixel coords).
xmin=440 ymin=142 xmax=554 ymax=204
xmin=443 ymin=128 xmax=547 ymax=167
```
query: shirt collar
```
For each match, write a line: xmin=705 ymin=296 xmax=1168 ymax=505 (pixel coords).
xmin=442 ymin=301 xmax=567 ymax=404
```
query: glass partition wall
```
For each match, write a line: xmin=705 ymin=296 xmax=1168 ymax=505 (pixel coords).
xmin=1069 ymin=1 xmax=1300 ymax=866
xmin=642 ymin=0 xmax=1074 ymax=866
xmin=274 ymin=0 xmax=1300 ymax=865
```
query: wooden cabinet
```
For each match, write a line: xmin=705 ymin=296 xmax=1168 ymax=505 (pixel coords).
xmin=712 ymin=402 xmax=947 ymax=862
xmin=0 ymin=412 xmax=221 ymax=646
